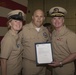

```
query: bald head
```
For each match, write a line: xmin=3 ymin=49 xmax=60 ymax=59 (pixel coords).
xmin=33 ymin=9 xmax=44 ymax=16
xmin=32 ymin=9 xmax=45 ymax=28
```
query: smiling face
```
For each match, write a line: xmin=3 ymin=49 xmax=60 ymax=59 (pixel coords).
xmin=51 ymin=17 xmax=64 ymax=29
xmin=32 ymin=9 xmax=45 ymax=28
xmin=9 ymin=19 xmax=23 ymax=32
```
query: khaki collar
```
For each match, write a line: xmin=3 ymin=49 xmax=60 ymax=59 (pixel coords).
xmin=9 ymin=30 xmax=18 ymax=39
xmin=53 ymin=25 xmax=69 ymax=37
xmin=29 ymin=22 xmax=45 ymax=32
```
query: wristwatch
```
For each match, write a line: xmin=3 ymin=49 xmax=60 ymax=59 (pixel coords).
xmin=59 ymin=61 xmax=63 ymax=67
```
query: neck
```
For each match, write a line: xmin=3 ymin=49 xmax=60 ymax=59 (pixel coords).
xmin=11 ymin=29 xmax=18 ymax=34
xmin=55 ymin=26 xmax=63 ymax=32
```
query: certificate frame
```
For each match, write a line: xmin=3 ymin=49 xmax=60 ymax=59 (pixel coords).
xmin=35 ymin=42 xmax=53 ymax=65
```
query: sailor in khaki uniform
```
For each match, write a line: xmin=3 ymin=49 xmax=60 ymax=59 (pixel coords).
xmin=49 ymin=6 xmax=76 ymax=75
xmin=20 ymin=9 xmax=51 ymax=75
xmin=0 ymin=10 xmax=25 ymax=75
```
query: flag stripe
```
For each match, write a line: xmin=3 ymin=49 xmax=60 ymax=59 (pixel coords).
xmin=0 ymin=0 xmax=27 ymax=13
xmin=0 ymin=17 xmax=7 ymax=27
xmin=12 ymin=0 xmax=28 ymax=7
xmin=0 ymin=7 xmax=12 ymax=17
xmin=0 ymin=27 xmax=8 ymax=36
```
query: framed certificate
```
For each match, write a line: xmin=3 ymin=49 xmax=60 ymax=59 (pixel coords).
xmin=35 ymin=42 xmax=53 ymax=65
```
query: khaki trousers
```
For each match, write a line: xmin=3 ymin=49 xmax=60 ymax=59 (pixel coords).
xmin=22 ymin=58 xmax=46 ymax=75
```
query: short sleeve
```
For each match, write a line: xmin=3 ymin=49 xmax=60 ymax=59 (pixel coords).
xmin=67 ymin=33 xmax=76 ymax=53
xmin=1 ymin=36 xmax=13 ymax=59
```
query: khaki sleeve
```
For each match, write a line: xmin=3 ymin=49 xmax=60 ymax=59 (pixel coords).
xmin=67 ymin=33 xmax=76 ymax=53
xmin=19 ymin=30 xmax=24 ymax=44
xmin=1 ymin=37 xmax=13 ymax=59
xmin=46 ymin=28 xmax=51 ymax=42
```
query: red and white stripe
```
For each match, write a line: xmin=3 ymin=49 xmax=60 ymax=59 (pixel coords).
xmin=0 ymin=0 xmax=28 ymax=42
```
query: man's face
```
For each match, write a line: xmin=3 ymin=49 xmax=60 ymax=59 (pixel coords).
xmin=51 ymin=17 xmax=64 ymax=28
xmin=32 ymin=10 xmax=45 ymax=28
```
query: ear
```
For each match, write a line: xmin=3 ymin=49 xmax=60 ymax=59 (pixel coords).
xmin=51 ymin=18 xmax=53 ymax=22
xmin=32 ymin=16 xmax=33 ymax=19
xmin=9 ymin=22 xmax=12 ymax=27
xmin=43 ymin=17 xmax=45 ymax=20
xmin=62 ymin=17 xmax=64 ymax=23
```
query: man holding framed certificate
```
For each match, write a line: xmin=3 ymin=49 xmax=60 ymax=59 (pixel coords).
xmin=19 ymin=9 xmax=51 ymax=75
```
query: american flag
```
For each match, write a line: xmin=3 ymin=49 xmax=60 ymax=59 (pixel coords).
xmin=0 ymin=0 xmax=28 ymax=42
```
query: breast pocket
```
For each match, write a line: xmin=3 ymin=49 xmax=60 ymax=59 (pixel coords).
xmin=12 ymin=43 xmax=21 ymax=55
xmin=57 ymin=37 xmax=67 ymax=46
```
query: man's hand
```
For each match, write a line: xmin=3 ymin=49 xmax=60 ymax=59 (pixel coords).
xmin=48 ymin=61 xmax=62 ymax=67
